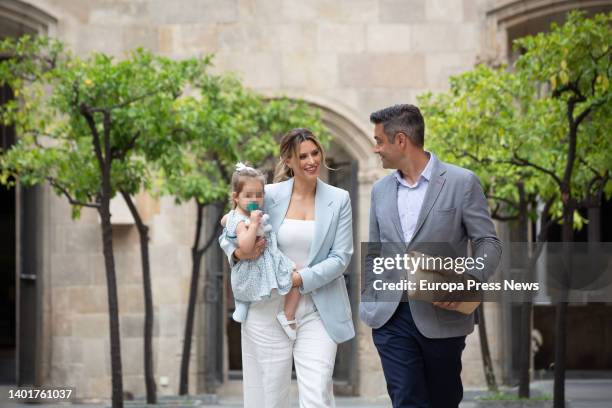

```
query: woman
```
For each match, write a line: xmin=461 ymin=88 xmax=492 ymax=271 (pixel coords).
xmin=219 ymin=128 xmax=355 ymax=407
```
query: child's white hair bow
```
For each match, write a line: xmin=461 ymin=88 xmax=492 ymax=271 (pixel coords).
xmin=235 ymin=162 xmax=255 ymax=172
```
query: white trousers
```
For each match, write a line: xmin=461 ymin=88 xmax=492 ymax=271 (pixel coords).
xmin=241 ymin=292 xmax=337 ymax=408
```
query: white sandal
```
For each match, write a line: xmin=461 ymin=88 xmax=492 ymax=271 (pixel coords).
xmin=276 ymin=312 xmax=297 ymax=340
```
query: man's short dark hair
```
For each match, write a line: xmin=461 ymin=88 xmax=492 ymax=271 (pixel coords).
xmin=369 ymin=104 xmax=425 ymax=147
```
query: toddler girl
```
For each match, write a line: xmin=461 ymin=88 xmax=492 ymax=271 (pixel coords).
xmin=223 ymin=162 xmax=300 ymax=339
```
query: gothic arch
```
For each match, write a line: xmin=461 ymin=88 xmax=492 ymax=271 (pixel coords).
xmin=0 ymin=0 xmax=57 ymax=38
xmin=488 ymin=0 xmax=612 ymax=28
xmin=263 ymin=91 xmax=381 ymax=182
xmin=300 ymin=95 xmax=372 ymax=162
xmin=485 ymin=0 xmax=612 ymax=61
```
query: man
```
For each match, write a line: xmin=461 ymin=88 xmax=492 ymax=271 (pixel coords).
xmin=359 ymin=104 xmax=502 ymax=407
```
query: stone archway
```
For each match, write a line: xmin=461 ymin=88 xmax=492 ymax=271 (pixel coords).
xmin=271 ymin=92 xmax=383 ymax=237
xmin=485 ymin=0 xmax=612 ymax=62
xmin=312 ymin=100 xmax=367 ymax=394
xmin=0 ymin=0 xmax=57 ymax=387
xmin=0 ymin=0 xmax=57 ymax=38
xmin=276 ymin=94 xmax=377 ymax=170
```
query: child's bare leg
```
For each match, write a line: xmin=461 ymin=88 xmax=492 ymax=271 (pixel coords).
xmin=284 ymin=287 xmax=300 ymax=328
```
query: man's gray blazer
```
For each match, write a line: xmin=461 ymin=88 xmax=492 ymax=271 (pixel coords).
xmin=359 ymin=153 xmax=502 ymax=338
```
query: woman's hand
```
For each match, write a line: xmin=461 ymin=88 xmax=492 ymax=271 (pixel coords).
xmin=291 ymin=270 xmax=303 ymax=288
xmin=234 ymin=236 xmax=266 ymax=261
xmin=249 ymin=209 xmax=262 ymax=225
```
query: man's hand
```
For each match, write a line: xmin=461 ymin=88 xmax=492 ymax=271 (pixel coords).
xmin=432 ymin=301 xmax=461 ymax=311
xmin=234 ymin=236 xmax=266 ymax=261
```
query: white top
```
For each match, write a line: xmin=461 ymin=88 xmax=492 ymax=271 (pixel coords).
xmin=394 ymin=151 xmax=434 ymax=243
xmin=277 ymin=219 xmax=315 ymax=269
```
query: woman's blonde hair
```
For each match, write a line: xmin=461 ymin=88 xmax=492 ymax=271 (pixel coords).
xmin=230 ymin=162 xmax=266 ymax=209
xmin=273 ymin=128 xmax=328 ymax=183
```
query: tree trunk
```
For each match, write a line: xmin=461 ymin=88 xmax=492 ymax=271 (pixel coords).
xmin=179 ymin=202 xmax=205 ymax=395
xmin=517 ymin=303 xmax=532 ymax=397
xmin=517 ymin=191 xmax=531 ymax=398
xmin=553 ymin=202 xmax=573 ymax=408
xmin=587 ymin=207 xmax=600 ymax=242
xmin=517 ymin=196 xmax=556 ymax=398
xmin=121 ymin=192 xmax=156 ymax=404
xmin=553 ymin=301 xmax=568 ymax=408
xmin=477 ymin=303 xmax=498 ymax=392
xmin=99 ymin=197 xmax=124 ymax=408
xmin=518 ymin=238 xmax=549 ymax=399
xmin=179 ymin=201 xmax=224 ymax=395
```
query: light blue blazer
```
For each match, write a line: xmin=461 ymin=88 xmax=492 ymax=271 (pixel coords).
xmin=219 ymin=177 xmax=355 ymax=344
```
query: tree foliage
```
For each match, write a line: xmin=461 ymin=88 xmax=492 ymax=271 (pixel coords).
xmin=0 ymin=35 xmax=208 ymax=408
xmin=161 ymin=73 xmax=329 ymax=210
xmin=419 ymin=11 xmax=612 ymax=228
xmin=418 ymin=11 xmax=611 ymax=404
xmin=0 ymin=35 xmax=208 ymax=215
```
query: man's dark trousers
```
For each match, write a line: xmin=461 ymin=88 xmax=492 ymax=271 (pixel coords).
xmin=372 ymin=301 xmax=467 ymax=408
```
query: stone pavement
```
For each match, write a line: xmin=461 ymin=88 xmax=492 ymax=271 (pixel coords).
xmin=2 ymin=379 xmax=611 ymax=407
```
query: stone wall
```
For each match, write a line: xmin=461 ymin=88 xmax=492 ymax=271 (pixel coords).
xmin=43 ymin=189 xmax=198 ymax=400
xmin=32 ymin=0 xmax=491 ymax=126
xmin=24 ymin=0 xmax=503 ymax=400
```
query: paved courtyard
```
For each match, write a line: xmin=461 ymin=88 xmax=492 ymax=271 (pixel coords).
xmin=3 ymin=379 xmax=612 ymax=407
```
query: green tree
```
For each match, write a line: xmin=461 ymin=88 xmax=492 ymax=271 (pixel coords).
xmin=162 ymin=73 xmax=330 ymax=395
xmin=0 ymin=36 xmax=201 ymax=407
xmin=420 ymin=64 xmax=561 ymax=396
xmin=419 ymin=11 xmax=612 ymax=405
xmin=109 ymin=55 xmax=208 ymax=404
xmin=513 ymin=11 xmax=611 ymax=407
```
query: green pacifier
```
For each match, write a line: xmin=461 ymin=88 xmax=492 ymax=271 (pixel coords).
xmin=246 ymin=202 xmax=260 ymax=212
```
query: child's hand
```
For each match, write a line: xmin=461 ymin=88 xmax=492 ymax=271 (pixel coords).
xmin=235 ymin=237 xmax=266 ymax=260
xmin=249 ymin=210 xmax=263 ymax=225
